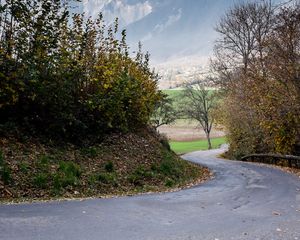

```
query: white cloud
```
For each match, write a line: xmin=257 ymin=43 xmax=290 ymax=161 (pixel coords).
xmin=141 ymin=8 xmax=182 ymax=42
xmin=141 ymin=32 xmax=153 ymax=42
xmin=82 ymin=0 xmax=152 ymax=26
xmin=153 ymin=8 xmax=182 ymax=33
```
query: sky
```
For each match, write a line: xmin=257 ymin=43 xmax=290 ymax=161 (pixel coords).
xmin=79 ymin=0 xmax=291 ymax=68
xmin=80 ymin=0 xmax=231 ymax=66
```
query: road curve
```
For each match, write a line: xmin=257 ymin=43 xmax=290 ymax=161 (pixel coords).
xmin=0 ymin=149 xmax=300 ymax=240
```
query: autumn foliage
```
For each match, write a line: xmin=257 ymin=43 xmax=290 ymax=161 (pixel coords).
xmin=0 ymin=0 xmax=160 ymax=142
xmin=213 ymin=1 xmax=300 ymax=158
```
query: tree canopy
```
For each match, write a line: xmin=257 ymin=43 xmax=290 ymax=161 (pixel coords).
xmin=213 ymin=0 xmax=300 ymax=158
xmin=0 ymin=0 xmax=161 ymax=143
xmin=180 ymin=82 xmax=218 ymax=149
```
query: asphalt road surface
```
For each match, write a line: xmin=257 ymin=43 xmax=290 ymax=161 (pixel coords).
xmin=1 ymin=148 xmax=300 ymax=240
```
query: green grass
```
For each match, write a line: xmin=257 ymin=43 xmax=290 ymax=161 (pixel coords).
xmin=162 ymin=89 xmax=183 ymax=109
xmin=163 ymin=89 xmax=183 ymax=99
xmin=162 ymin=89 xmax=217 ymax=109
xmin=170 ymin=137 xmax=227 ymax=154
xmin=163 ymin=89 xmax=216 ymax=98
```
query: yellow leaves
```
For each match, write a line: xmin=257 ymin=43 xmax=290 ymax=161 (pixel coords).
xmin=90 ymin=78 xmax=99 ymax=83
xmin=0 ymin=3 xmax=161 ymax=141
xmin=103 ymin=83 xmax=110 ymax=89
xmin=221 ymin=73 xmax=300 ymax=157
xmin=104 ymin=70 xmax=114 ymax=77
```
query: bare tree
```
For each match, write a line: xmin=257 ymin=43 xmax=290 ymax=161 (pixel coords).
xmin=212 ymin=0 xmax=274 ymax=86
xmin=180 ymin=81 xmax=218 ymax=149
xmin=265 ymin=2 xmax=300 ymax=94
xmin=211 ymin=0 xmax=300 ymax=158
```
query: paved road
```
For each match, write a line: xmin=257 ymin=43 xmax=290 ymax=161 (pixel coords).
xmin=1 ymin=149 xmax=300 ymax=240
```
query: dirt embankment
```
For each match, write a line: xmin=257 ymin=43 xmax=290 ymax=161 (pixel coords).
xmin=0 ymin=130 xmax=210 ymax=203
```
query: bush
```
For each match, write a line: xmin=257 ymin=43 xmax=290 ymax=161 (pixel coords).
xmin=0 ymin=164 xmax=12 ymax=185
xmin=58 ymin=161 xmax=81 ymax=178
xmin=97 ymin=173 xmax=117 ymax=185
xmin=33 ymin=173 xmax=48 ymax=189
xmin=53 ymin=173 xmax=77 ymax=190
xmin=159 ymin=150 xmax=181 ymax=178
xmin=128 ymin=166 xmax=154 ymax=186
xmin=159 ymin=134 xmax=171 ymax=151
xmin=19 ymin=162 xmax=29 ymax=173
xmin=81 ymin=147 xmax=98 ymax=158
xmin=0 ymin=1 xmax=160 ymax=143
xmin=213 ymin=2 xmax=300 ymax=158
xmin=39 ymin=155 xmax=50 ymax=165
xmin=53 ymin=161 xmax=81 ymax=190
xmin=165 ymin=179 xmax=175 ymax=187
xmin=104 ymin=161 xmax=114 ymax=173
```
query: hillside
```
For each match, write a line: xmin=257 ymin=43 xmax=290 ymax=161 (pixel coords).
xmin=0 ymin=1 xmax=209 ymax=202
xmin=0 ymin=130 xmax=209 ymax=202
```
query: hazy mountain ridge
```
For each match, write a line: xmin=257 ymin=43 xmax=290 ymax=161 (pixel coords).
xmin=86 ymin=0 xmax=288 ymax=89
xmin=123 ymin=0 xmax=235 ymax=88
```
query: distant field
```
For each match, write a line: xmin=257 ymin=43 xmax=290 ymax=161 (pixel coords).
xmin=163 ymin=89 xmax=215 ymax=97
xmin=161 ymin=89 xmax=225 ymax=143
xmin=163 ymin=89 xmax=215 ymax=106
xmin=163 ymin=89 xmax=183 ymax=99
xmin=170 ymin=137 xmax=227 ymax=154
xmin=162 ymin=89 xmax=183 ymax=108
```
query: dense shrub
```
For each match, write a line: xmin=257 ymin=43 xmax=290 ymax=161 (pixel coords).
xmin=213 ymin=2 xmax=300 ymax=158
xmin=0 ymin=1 xmax=161 ymax=142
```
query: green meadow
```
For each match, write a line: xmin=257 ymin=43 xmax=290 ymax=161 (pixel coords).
xmin=170 ymin=137 xmax=227 ymax=155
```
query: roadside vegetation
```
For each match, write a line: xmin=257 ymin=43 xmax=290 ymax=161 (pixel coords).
xmin=0 ymin=1 xmax=208 ymax=201
xmin=212 ymin=1 xmax=300 ymax=161
xmin=0 ymin=132 xmax=208 ymax=201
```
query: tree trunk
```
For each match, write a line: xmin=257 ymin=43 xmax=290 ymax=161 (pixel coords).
xmin=206 ymin=133 xmax=212 ymax=150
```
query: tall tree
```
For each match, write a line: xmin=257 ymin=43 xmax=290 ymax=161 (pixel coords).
xmin=212 ymin=0 xmax=274 ymax=86
xmin=212 ymin=0 xmax=300 ymax=158
xmin=181 ymin=81 xmax=217 ymax=150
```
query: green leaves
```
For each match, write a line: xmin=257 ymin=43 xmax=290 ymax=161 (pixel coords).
xmin=0 ymin=1 xmax=160 ymax=143
xmin=151 ymin=92 xmax=177 ymax=129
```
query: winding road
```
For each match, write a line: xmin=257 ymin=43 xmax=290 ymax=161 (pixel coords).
xmin=0 ymin=148 xmax=300 ymax=240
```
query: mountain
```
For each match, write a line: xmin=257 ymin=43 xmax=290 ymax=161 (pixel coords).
xmin=122 ymin=0 xmax=236 ymax=88
xmin=82 ymin=0 xmax=289 ymax=88
xmin=125 ymin=0 xmax=233 ymax=64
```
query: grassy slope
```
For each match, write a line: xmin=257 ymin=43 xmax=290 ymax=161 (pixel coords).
xmin=163 ymin=89 xmax=215 ymax=99
xmin=163 ymin=89 xmax=183 ymax=98
xmin=170 ymin=137 xmax=227 ymax=154
xmin=0 ymin=131 xmax=209 ymax=202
